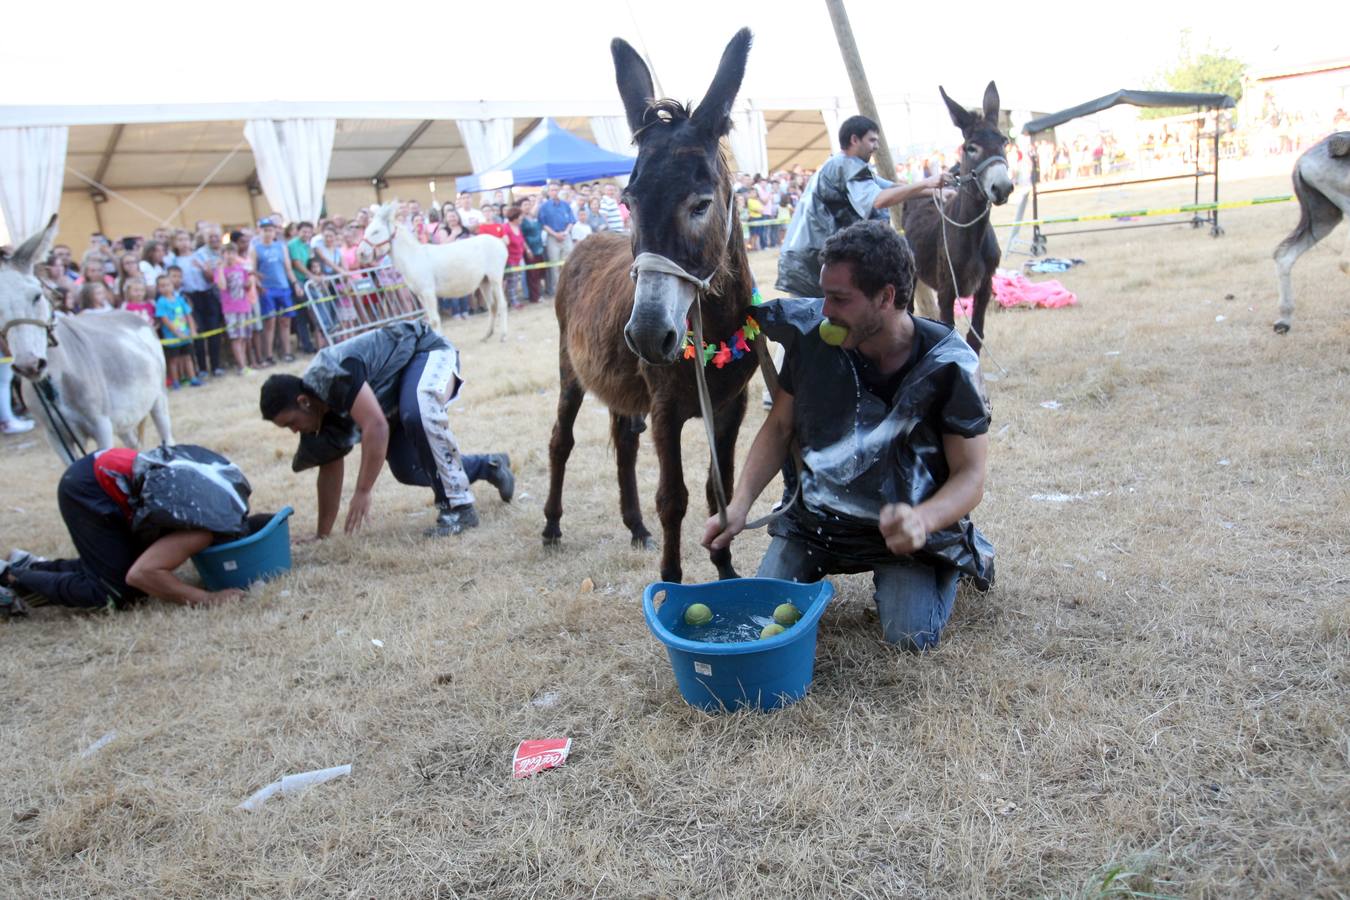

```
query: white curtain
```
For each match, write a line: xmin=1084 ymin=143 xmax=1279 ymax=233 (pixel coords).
xmin=457 ymin=119 xmax=516 ymax=174
xmin=820 ymin=102 xmax=859 ymax=158
xmin=727 ymin=109 xmax=769 ymax=177
xmin=0 ymin=126 xmax=68 ymax=244
xmin=243 ymin=118 xmax=336 ymax=223
xmin=588 ymin=116 xmax=635 ymax=186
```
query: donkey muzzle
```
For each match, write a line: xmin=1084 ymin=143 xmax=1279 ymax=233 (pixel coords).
xmin=624 ymin=272 xmax=695 ymax=365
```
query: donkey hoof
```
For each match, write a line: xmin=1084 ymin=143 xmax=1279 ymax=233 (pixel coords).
xmin=542 ymin=527 xmax=562 ymax=548
xmin=632 ymin=535 xmax=656 ymax=551
xmin=1273 ymin=320 xmax=1290 ymax=335
xmin=716 ymin=566 xmax=741 ymax=581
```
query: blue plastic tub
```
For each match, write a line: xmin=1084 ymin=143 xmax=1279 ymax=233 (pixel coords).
xmin=643 ymin=577 xmax=834 ymax=712
xmin=192 ymin=506 xmax=294 ymax=590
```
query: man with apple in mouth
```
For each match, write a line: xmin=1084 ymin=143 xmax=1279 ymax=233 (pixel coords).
xmin=703 ymin=221 xmax=993 ymax=652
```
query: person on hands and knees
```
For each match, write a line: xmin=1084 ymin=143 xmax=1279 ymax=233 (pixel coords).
xmin=1 ymin=446 xmax=258 ymax=617
xmin=259 ymin=321 xmax=514 ymax=539
xmin=703 ymin=221 xmax=994 ymax=651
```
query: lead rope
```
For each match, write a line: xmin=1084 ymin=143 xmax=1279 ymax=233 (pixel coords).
xmin=33 ymin=378 xmax=86 ymax=462
xmin=932 ymin=173 xmax=1011 ymax=378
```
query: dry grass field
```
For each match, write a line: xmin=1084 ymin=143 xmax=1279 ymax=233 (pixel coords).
xmin=1 ymin=172 xmax=1346 ymax=898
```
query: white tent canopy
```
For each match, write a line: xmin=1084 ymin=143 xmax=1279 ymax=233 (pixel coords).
xmin=7 ymin=0 xmax=1212 ymax=243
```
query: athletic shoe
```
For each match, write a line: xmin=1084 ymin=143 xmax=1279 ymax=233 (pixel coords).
xmin=213 ymin=368 xmax=227 ymax=377
xmin=0 ymin=585 xmax=28 ymax=618
xmin=483 ymin=453 xmax=515 ymax=503
xmin=424 ymin=503 xmax=479 ymax=537
xmin=0 ymin=418 xmax=35 ymax=435
xmin=188 ymin=378 xmax=204 ymax=387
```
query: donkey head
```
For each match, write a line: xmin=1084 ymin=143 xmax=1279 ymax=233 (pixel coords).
xmin=362 ymin=201 xmax=398 ymax=248
xmin=0 ymin=215 xmax=59 ymax=380
xmin=940 ymin=81 xmax=1014 ymax=206
xmin=614 ymin=27 xmax=751 ymax=365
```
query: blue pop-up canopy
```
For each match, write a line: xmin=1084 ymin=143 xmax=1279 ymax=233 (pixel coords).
xmin=456 ymin=118 xmax=635 ymax=192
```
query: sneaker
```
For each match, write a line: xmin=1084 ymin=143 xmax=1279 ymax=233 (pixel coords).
xmin=188 ymin=378 xmax=204 ymax=387
xmin=483 ymin=453 xmax=514 ymax=503
xmin=213 ymin=368 xmax=227 ymax=378
xmin=424 ymin=503 xmax=479 ymax=537
xmin=239 ymin=366 xmax=256 ymax=376
xmin=282 ymin=354 xmax=296 ymax=363
xmin=0 ymin=418 xmax=35 ymax=435
xmin=0 ymin=585 xmax=29 ymax=619
xmin=6 ymin=549 xmax=44 ymax=573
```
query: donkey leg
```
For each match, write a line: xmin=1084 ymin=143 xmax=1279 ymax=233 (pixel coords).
xmin=966 ymin=279 xmax=992 ymax=355
xmin=706 ymin=386 xmax=747 ymax=580
xmin=150 ymin=391 xmax=174 ymax=446
xmin=650 ymin=408 xmax=689 ymax=584
xmin=494 ymin=277 xmax=509 ymax=343
xmin=1273 ymin=231 xmax=1318 ymax=334
xmin=611 ymin=412 xmax=654 ymax=550
xmin=480 ymin=279 xmax=496 ymax=342
xmin=542 ymin=370 xmax=585 ymax=547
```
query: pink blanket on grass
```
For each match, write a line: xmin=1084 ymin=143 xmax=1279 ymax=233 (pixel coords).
xmin=955 ymin=269 xmax=1077 ymax=316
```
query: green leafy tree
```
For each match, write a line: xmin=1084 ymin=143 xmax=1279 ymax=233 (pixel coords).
xmin=1142 ymin=30 xmax=1246 ymax=119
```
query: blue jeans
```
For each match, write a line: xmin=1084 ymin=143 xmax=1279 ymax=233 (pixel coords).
xmin=756 ymin=536 xmax=958 ymax=652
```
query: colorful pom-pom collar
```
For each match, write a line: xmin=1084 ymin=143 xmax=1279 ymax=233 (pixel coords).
xmin=680 ymin=286 xmax=765 ymax=368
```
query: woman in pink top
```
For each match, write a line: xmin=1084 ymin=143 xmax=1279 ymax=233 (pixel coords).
xmin=503 ymin=206 xmax=527 ymax=309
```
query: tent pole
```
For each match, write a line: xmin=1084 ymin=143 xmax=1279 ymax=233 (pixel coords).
xmin=823 ymin=0 xmax=903 ymax=229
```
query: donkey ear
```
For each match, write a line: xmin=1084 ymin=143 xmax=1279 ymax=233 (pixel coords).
xmin=982 ymin=81 xmax=1000 ymax=123
xmin=939 ymin=86 xmax=975 ymax=131
xmin=691 ymin=28 xmax=753 ymax=139
xmin=612 ymin=38 xmax=656 ymax=135
xmin=9 ymin=214 xmax=58 ymax=273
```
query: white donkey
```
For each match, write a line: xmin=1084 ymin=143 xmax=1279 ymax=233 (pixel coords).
xmin=1273 ymin=132 xmax=1350 ymax=333
xmin=0 ymin=215 xmax=173 ymax=464
xmin=362 ymin=201 xmax=511 ymax=342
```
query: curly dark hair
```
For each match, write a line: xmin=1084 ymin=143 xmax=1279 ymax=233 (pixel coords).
xmin=820 ymin=220 xmax=914 ymax=306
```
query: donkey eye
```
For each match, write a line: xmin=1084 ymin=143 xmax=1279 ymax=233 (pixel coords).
xmin=692 ymin=199 xmax=713 ymax=215
xmin=966 ymin=144 xmax=980 ymax=155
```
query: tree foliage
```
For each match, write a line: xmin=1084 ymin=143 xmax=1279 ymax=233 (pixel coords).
xmin=1142 ymin=30 xmax=1246 ymax=119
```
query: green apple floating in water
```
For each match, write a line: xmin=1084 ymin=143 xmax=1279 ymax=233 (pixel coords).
xmin=760 ymin=623 xmax=786 ymax=639
xmin=773 ymin=603 xmax=802 ymax=626
xmin=683 ymin=603 xmax=713 ymax=626
xmin=818 ymin=319 xmax=849 ymax=346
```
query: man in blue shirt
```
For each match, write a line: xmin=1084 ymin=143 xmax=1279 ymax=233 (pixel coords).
xmin=535 ymin=182 xmax=575 ymax=297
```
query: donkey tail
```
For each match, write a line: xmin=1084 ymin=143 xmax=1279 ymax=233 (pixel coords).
xmin=1277 ymin=159 xmax=1342 ymax=257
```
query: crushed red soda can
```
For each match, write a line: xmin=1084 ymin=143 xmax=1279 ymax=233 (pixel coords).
xmin=512 ymin=738 xmax=572 ymax=778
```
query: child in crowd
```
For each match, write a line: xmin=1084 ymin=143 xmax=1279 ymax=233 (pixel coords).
xmin=122 ymin=278 xmax=157 ymax=327
xmin=306 ymin=256 xmax=335 ymax=345
xmin=215 ymin=243 xmax=256 ymax=376
xmin=167 ymin=264 xmax=184 ymax=295
xmin=154 ymin=274 xmax=200 ymax=388
xmin=77 ymin=282 xmax=114 ymax=314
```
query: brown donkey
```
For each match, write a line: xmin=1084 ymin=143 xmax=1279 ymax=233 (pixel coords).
xmin=542 ymin=28 xmax=759 ymax=583
xmin=901 ymin=82 xmax=1014 ymax=355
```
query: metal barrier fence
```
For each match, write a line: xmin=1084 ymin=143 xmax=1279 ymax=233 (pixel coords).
xmin=303 ymin=264 xmax=427 ymax=344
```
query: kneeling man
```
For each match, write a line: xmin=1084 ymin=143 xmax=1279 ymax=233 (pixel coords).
xmin=704 ymin=221 xmax=994 ymax=651
xmin=260 ymin=320 xmax=513 ymax=538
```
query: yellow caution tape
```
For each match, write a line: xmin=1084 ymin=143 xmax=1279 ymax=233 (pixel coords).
xmin=993 ymin=194 xmax=1294 ymax=229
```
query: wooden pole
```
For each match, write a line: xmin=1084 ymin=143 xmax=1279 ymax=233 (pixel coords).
xmin=823 ymin=0 xmax=903 ymax=227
